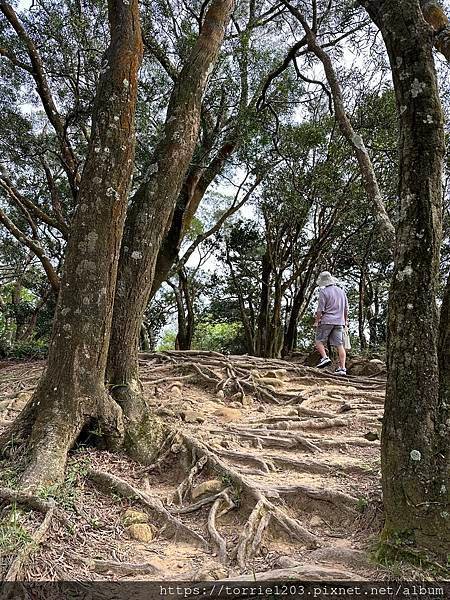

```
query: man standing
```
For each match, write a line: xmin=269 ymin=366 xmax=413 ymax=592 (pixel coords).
xmin=314 ymin=271 xmax=348 ymax=375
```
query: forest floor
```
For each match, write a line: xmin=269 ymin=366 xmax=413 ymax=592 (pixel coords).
xmin=0 ymin=351 xmax=426 ymax=582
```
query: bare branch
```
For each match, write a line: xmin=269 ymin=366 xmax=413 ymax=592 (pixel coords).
xmin=0 ymin=3 xmax=79 ymax=193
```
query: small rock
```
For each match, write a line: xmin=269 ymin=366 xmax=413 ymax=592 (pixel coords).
xmin=257 ymin=404 xmax=266 ymax=413
xmin=364 ymin=431 xmax=379 ymax=441
xmin=170 ymin=383 xmax=183 ymax=397
xmin=127 ymin=523 xmax=154 ymax=543
xmin=192 ymin=479 xmax=224 ymax=500
xmin=211 ymin=567 xmax=228 ymax=579
xmin=309 ymin=515 xmax=324 ymax=527
xmin=337 ymin=403 xmax=352 ymax=413
xmin=213 ymin=407 xmax=241 ymax=422
xmin=258 ymin=377 xmax=285 ymax=388
xmin=275 ymin=556 xmax=298 ymax=568
xmin=287 ymin=408 xmax=298 ymax=416
xmin=122 ymin=509 xmax=149 ymax=526
xmin=183 ymin=410 xmax=205 ymax=423
xmin=241 ymin=394 xmax=253 ymax=407
xmin=195 ymin=569 xmax=214 ymax=581
xmin=229 ymin=401 xmax=242 ymax=409
xmin=155 ymin=407 xmax=176 ymax=418
xmin=265 ymin=369 xmax=287 ymax=380
xmin=216 ymin=390 xmax=225 ymax=400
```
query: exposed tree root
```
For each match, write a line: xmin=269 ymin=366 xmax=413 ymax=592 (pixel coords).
xmin=205 ymin=443 xmax=277 ymax=473
xmin=274 ymin=483 xmax=358 ymax=511
xmin=172 ymin=455 xmax=207 ymax=504
xmin=221 ymin=427 xmax=322 ymax=452
xmin=87 ymin=558 xmax=160 ymax=575
xmin=207 ymin=493 xmax=229 ymax=563
xmin=88 ymin=468 xmax=209 ymax=549
xmin=235 ymin=500 xmax=267 ymax=567
xmin=174 ymin=431 xmax=320 ymax=565
xmin=3 ymin=497 xmax=55 ymax=581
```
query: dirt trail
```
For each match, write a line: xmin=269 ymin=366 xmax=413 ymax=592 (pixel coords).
xmin=0 ymin=353 xmax=386 ymax=581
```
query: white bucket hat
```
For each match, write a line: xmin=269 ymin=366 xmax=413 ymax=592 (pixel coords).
xmin=317 ymin=271 xmax=336 ymax=287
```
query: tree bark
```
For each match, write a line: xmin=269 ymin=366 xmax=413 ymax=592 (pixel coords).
xmin=358 ymin=270 xmax=367 ymax=351
xmin=421 ymin=0 xmax=450 ymax=60
xmin=106 ymin=0 xmax=234 ymax=463
xmin=363 ymin=0 xmax=449 ymax=556
xmin=0 ymin=0 xmax=143 ymax=488
xmin=255 ymin=250 xmax=272 ymax=357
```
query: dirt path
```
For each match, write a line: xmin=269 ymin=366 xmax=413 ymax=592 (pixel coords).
xmin=0 ymin=353 xmax=387 ymax=581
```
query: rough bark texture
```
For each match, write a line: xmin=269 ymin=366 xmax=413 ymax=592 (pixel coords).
xmin=363 ymin=0 xmax=449 ymax=555
xmin=106 ymin=0 xmax=235 ymax=463
xmin=0 ymin=0 xmax=143 ymax=488
xmin=421 ymin=0 xmax=450 ymax=60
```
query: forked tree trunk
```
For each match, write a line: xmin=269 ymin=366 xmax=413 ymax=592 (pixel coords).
xmin=0 ymin=0 xmax=143 ymax=488
xmin=364 ymin=0 xmax=449 ymax=555
xmin=106 ymin=0 xmax=234 ymax=463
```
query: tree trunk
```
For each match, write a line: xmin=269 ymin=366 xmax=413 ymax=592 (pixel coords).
xmin=282 ymin=259 xmax=318 ymax=356
xmin=149 ymin=140 xmax=238 ymax=301
xmin=269 ymin=274 xmax=283 ymax=358
xmin=0 ymin=0 xmax=143 ymax=488
xmin=255 ymin=251 xmax=271 ymax=357
xmin=281 ymin=0 xmax=395 ymax=244
xmin=420 ymin=0 xmax=450 ymax=60
xmin=140 ymin=323 xmax=151 ymax=352
xmin=358 ymin=271 xmax=367 ymax=351
xmin=364 ymin=0 xmax=449 ymax=556
xmin=106 ymin=0 xmax=234 ymax=463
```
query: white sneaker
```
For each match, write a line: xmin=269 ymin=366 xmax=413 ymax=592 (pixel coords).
xmin=316 ymin=356 xmax=332 ymax=368
xmin=335 ymin=367 xmax=347 ymax=376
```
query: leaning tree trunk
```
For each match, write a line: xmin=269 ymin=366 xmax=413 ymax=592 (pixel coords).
xmin=364 ymin=0 xmax=449 ymax=555
xmin=106 ymin=0 xmax=234 ymax=464
xmin=0 ymin=0 xmax=143 ymax=488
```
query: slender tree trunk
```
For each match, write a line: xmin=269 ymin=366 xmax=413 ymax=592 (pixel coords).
xmin=0 ymin=0 xmax=143 ymax=488
xmin=256 ymin=251 xmax=271 ymax=357
xmin=282 ymin=259 xmax=318 ymax=356
xmin=269 ymin=274 xmax=283 ymax=358
xmin=140 ymin=323 xmax=151 ymax=352
xmin=149 ymin=140 xmax=237 ymax=300
xmin=170 ymin=270 xmax=194 ymax=351
xmin=438 ymin=273 xmax=450 ymax=390
xmin=364 ymin=0 xmax=449 ymax=555
xmin=283 ymin=287 xmax=303 ymax=356
xmin=281 ymin=0 xmax=395 ymax=244
xmin=358 ymin=271 xmax=367 ymax=351
xmin=225 ymin=248 xmax=255 ymax=355
xmin=106 ymin=0 xmax=234 ymax=463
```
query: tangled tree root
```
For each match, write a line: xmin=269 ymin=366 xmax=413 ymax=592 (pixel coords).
xmin=171 ymin=432 xmax=321 ymax=565
xmin=88 ymin=469 xmax=209 ymax=549
xmin=0 ymin=486 xmax=61 ymax=581
xmin=5 ymin=502 xmax=54 ymax=581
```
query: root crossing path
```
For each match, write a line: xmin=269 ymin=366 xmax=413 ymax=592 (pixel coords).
xmin=0 ymin=352 xmax=386 ymax=581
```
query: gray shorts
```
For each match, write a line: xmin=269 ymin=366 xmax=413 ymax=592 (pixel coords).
xmin=315 ymin=324 xmax=344 ymax=347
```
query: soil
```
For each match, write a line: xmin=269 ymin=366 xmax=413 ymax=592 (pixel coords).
xmin=0 ymin=352 xmax=390 ymax=582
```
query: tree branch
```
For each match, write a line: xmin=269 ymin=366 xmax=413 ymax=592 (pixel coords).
xmin=0 ymin=3 xmax=79 ymax=194
xmin=0 ymin=208 xmax=60 ymax=293
xmin=280 ymin=0 xmax=395 ymax=243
